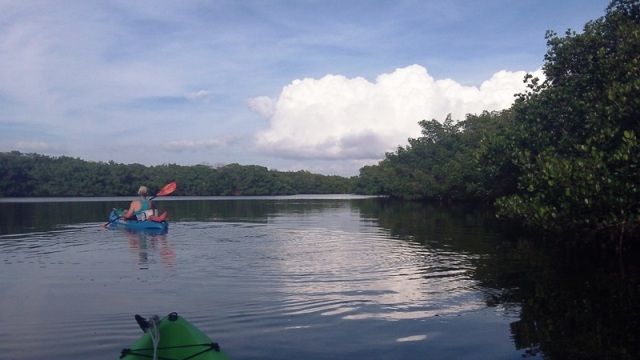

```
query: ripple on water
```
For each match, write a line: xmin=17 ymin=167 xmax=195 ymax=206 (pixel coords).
xmin=0 ymin=215 xmax=509 ymax=360
xmin=171 ymin=224 xmax=490 ymax=324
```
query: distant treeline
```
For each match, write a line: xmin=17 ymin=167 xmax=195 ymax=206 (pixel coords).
xmin=0 ymin=151 xmax=355 ymax=197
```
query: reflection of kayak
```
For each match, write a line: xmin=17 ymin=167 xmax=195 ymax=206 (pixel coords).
xmin=108 ymin=209 xmax=169 ymax=232
xmin=119 ymin=312 xmax=231 ymax=360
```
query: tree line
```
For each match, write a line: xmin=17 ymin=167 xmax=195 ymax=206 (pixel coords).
xmin=0 ymin=151 xmax=354 ymax=197
xmin=355 ymin=0 xmax=640 ymax=245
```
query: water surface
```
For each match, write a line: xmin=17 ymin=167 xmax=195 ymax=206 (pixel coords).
xmin=1 ymin=196 xmax=636 ymax=359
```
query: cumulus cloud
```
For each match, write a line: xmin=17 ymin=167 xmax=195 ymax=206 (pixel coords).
xmin=252 ymin=64 xmax=543 ymax=161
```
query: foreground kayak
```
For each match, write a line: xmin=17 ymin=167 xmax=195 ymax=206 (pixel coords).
xmin=119 ymin=312 xmax=231 ymax=360
xmin=108 ymin=209 xmax=169 ymax=232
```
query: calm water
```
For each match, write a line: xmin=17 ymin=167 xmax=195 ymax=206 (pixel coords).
xmin=0 ymin=196 xmax=638 ymax=359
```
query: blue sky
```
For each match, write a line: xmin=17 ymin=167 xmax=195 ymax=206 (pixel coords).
xmin=0 ymin=0 xmax=611 ymax=176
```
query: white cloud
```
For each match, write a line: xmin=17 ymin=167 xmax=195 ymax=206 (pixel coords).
xmin=252 ymin=64 xmax=542 ymax=161
xmin=185 ymin=90 xmax=211 ymax=102
xmin=247 ymin=96 xmax=275 ymax=118
xmin=163 ymin=138 xmax=231 ymax=152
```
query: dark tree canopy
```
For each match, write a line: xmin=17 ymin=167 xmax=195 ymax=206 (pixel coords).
xmin=0 ymin=151 xmax=355 ymax=197
xmin=356 ymin=0 xmax=640 ymax=245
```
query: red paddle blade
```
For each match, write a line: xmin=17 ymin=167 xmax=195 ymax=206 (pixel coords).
xmin=157 ymin=181 xmax=177 ymax=197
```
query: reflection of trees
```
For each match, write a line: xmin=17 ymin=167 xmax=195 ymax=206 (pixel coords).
xmin=161 ymin=198 xmax=355 ymax=222
xmin=355 ymin=199 xmax=640 ymax=360
xmin=355 ymin=198 xmax=505 ymax=254
xmin=472 ymin=238 xmax=640 ymax=360
xmin=0 ymin=201 xmax=117 ymax=234
xmin=503 ymin=243 xmax=640 ymax=360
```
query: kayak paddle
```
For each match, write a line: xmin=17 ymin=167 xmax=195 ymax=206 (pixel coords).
xmin=149 ymin=181 xmax=177 ymax=200
xmin=101 ymin=181 xmax=177 ymax=228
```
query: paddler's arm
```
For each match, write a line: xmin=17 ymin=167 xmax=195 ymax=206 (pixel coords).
xmin=121 ymin=201 xmax=137 ymax=219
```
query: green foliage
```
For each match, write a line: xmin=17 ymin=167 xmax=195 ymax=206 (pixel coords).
xmin=356 ymin=110 xmax=518 ymax=202
xmin=497 ymin=129 xmax=640 ymax=234
xmin=0 ymin=152 xmax=353 ymax=197
xmin=496 ymin=0 xmax=640 ymax=241
xmin=356 ymin=0 xmax=640 ymax=245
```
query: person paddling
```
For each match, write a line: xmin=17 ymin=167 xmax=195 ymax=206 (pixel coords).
xmin=121 ymin=186 xmax=167 ymax=222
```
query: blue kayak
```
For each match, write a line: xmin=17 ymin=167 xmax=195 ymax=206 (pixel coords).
xmin=108 ymin=209 xmax=169 ymax=232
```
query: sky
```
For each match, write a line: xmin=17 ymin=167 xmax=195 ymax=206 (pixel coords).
xmin=0 ymin=0 xmax=612 ymax=177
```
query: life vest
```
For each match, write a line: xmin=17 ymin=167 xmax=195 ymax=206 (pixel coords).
xmin=134 ymin=199 xmax=157 ymax=221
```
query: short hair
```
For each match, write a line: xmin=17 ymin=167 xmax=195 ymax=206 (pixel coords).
xmin=138 ymin=186 xmax=148 ymax=196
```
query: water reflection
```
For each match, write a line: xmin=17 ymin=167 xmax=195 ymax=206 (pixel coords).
xmin=0 ymin=199 xmax=130 ymax=234
xmin=1 ymin=197 xmax=638 ymax=359
xmin=123 ymin=230 xmax=175 ymax=269
xmin=497 ymin=240 xmax=640 ymax=360
xmin=254 ymin=203 xmax=491 ymax=323
xmin=352 ymin=199 xmax=640 ymax=360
